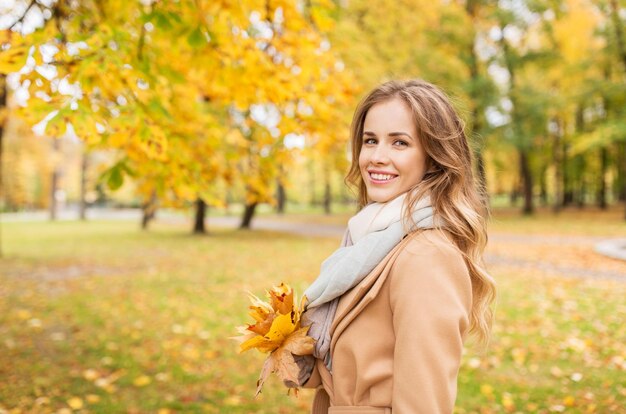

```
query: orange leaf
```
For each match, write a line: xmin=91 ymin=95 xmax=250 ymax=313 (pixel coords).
xmin=247 ymin=312 xmax=276 ymax=336
xmin=268 ymin=283 xmax=294 ymax=315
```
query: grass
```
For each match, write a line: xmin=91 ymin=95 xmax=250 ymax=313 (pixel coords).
xmin=489 ymin=205 xmax=626 ymax=237
xmin=0 ymin=211 xmax=625 ymax=413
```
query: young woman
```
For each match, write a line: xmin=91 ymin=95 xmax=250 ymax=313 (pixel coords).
xmin=297 ymin=79 xmax=496 ymax=414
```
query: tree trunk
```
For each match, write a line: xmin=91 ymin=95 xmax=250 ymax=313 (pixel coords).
xmin=309 ymin=160 xmax=317 ymax=207
xmin=79 ymin=150 xmax=88 ymax=220
xmin=240 ymin=202 xmax=257 ymax=229
xmin=576 ymin=156 xmax=587 ymax=208
xmin=609 ymin=0 xmax=626 ymax=70
xmin=465 ymin=0 xmax=489 ymax=198
xmin=520 ymin=149 xmax=533 ymax=215
xmin=562 ymin=140 xmax=573 ymax=207
xmin=0 ymin=75 xmax=6 ymax=257
xmin=510 ymin=180 xmax=519 ymax=207
xmin=193 ymin=198 xmax=207 ymax=234
xmin=618 ymin=141 xmax=626 ymax=202
xmin=225 ymin=189 xmax=233 ymax=215
xmin=50 ymin=138 xmax=61 ymax=221
xmin=552 ymin=118 xmax=562 ymax=213
xmin=141 ymin=191 xmax=157 ymax=230
xmin=276 ymin=178 xmax=285 ymax=214
xmin=539 ymin=167 xmax=548 ymax=207
xmin=323 ymin=178 xmax=331 ymax=215
xmin=499 ymin=34 xmax=531 ymax=214
xmin=577 ymin=179 xmax=587 ymax=208
xmin=597 ymin=147 xmax=608 ymax=210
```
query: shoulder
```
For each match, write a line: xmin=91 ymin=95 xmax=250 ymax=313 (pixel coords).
xmin=388 ymin=229 xmax=471 ymax=303
xmin=398 ymin=229 xmax=467 ymax=271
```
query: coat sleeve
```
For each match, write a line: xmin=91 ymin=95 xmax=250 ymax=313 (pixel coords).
xmin=389 ymin=236 xmax=472 ymax=414
xmin=301 ymin=359 xmax=321 ymax=388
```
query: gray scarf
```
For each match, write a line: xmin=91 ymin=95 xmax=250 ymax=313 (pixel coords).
xmin=295 ymin=192 xmax=437 ymax=384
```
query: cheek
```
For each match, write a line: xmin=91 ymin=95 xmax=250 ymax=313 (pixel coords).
xmin=358 ymin=150 xmax=368 ymax=171
xmin=399 ymin=151 xmax=427 ymax=181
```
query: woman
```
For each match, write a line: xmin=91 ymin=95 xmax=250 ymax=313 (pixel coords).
xmin=297 ymin=79 xmax=496 ymax=414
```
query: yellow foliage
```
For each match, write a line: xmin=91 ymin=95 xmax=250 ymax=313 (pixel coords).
xmin=4 ymin=0 xmax=355 ymax=210
xmin=552 ymin=0 xmax=603 ymax=64
xmin=0 ymin=44 xmax=29 ymax=74
xmin=66 ymin=397 xmax=84 ymax=410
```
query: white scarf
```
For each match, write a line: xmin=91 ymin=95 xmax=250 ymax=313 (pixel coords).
xmin=298 ymin=191 xmax=437 ymax=379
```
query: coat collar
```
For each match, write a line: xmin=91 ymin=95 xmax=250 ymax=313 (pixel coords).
xmin=329 ymin=232 xmax=418 ymax=356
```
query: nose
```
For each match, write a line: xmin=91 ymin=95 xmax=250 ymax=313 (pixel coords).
xmin=370 ymin=143 xmax=390 ymax=165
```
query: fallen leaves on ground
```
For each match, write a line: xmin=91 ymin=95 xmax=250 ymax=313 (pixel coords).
xmin=1 ymin=217 xmax=625 ymax=413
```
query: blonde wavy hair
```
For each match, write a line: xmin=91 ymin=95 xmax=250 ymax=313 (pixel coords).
xmin=346 ymin=79 xmax=496 ymax=344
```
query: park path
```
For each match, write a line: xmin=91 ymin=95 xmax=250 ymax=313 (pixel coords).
xmin=208 ymin=216 xmax=626 ymax=282
xmin=3 ymin=209 xmax=625 ymax=281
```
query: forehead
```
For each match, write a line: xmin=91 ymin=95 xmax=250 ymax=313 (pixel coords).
xmin=363 ymin=97 xmax=416 ymax=133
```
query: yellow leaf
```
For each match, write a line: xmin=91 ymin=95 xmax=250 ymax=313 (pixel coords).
xmin=231 ymin=325 xmax=256 ymax=345
xmin=241 ymin=312 xmax=298 ymax=353
xmin=107 ymin=130 xmax=128 ymax=147
xmin=86 ymin=394 xmax=100 ymax=404
xmin=0 ymin=44 xmax=29 ymax=74
xmin=83 ymin=369 xmax=99 ymax=381
xmin=224 ymin=395 xmax=242 ymax=406
xmin=236 ymin=284 xmax=311 ymax=360
xmin=16 ymin=309 xmax=31 ymax=320
xmin=480 ymin=384 xmax=494 ymax=397
xmin=502 ymin=393 xmax=515 ymax=410
xmin=67 ymin=397 xmax=83 ymax=410
xmin=133 ymin=375 xmax=151 ymax=387
xmin=247 ymin=292 xmax=274 ymax=321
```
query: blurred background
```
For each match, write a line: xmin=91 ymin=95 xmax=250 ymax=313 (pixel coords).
xmin=1 ymin=0 xmax=625 ymax=413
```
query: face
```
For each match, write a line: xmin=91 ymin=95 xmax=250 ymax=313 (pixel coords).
xmin=358 ymin=97 xmax=428 ymax=203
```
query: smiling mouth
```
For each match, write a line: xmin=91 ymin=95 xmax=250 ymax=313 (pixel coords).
xmin=369 ymin=172 xmax=398 ymax=183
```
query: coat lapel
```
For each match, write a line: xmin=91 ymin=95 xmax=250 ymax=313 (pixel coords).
xmin=329 ymin=233 xmax=417 ymax=356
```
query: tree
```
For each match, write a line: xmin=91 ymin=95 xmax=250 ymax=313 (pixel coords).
xmin=1 ymin=0 xmax=354 ymax=232
xmin=0 ymin=75 xmax=6 ymax=257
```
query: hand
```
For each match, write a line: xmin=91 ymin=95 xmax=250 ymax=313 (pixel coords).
xmin=283 ymin=354 xmax=315 ymax=388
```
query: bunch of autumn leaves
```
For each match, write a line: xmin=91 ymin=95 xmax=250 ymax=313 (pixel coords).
xmin=234 ymin=284 xmax=315 ymax=395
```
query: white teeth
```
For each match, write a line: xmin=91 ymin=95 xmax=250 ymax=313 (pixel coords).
xmin=371 ymin=173 xmax=395 ymax=181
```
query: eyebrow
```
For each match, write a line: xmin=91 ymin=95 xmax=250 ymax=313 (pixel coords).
xmin=363 ymin=131 xmax=414 ymax=140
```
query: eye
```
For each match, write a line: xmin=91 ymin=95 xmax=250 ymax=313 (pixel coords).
xmin=363 ymin=137 xmax=377 ymax=145
xmin=393 ymin=139 xmax=409 ymax=147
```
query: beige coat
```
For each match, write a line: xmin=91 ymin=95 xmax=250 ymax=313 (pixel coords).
xmin=305 ymin=229 xmax=472 ymax=414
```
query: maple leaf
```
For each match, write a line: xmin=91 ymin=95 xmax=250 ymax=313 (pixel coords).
xmin=247 ymin=313 xmax=276 ymax=336
xmin=237 ymin=284 xmax=305 ymax=352
xmin=268 ymin=283 xmax=294 ymax=315
xmin=255 ymin=326 xmax=315 ymax=396
xmin=247 ymin=292 xmax=274 ymax=322
xmin=235 ymin=283 xmax=316 ymax=395
xmin=230 ymin=325 xmax=256 ymax=345
xmin=240 ymin=312 xmax=299 ymax=353
xmin=245 ymin=291 xmax=278 ymax=336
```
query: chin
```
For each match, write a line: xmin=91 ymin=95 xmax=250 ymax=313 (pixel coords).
xmin=367 ymin=190 xmax=400 ymax=203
